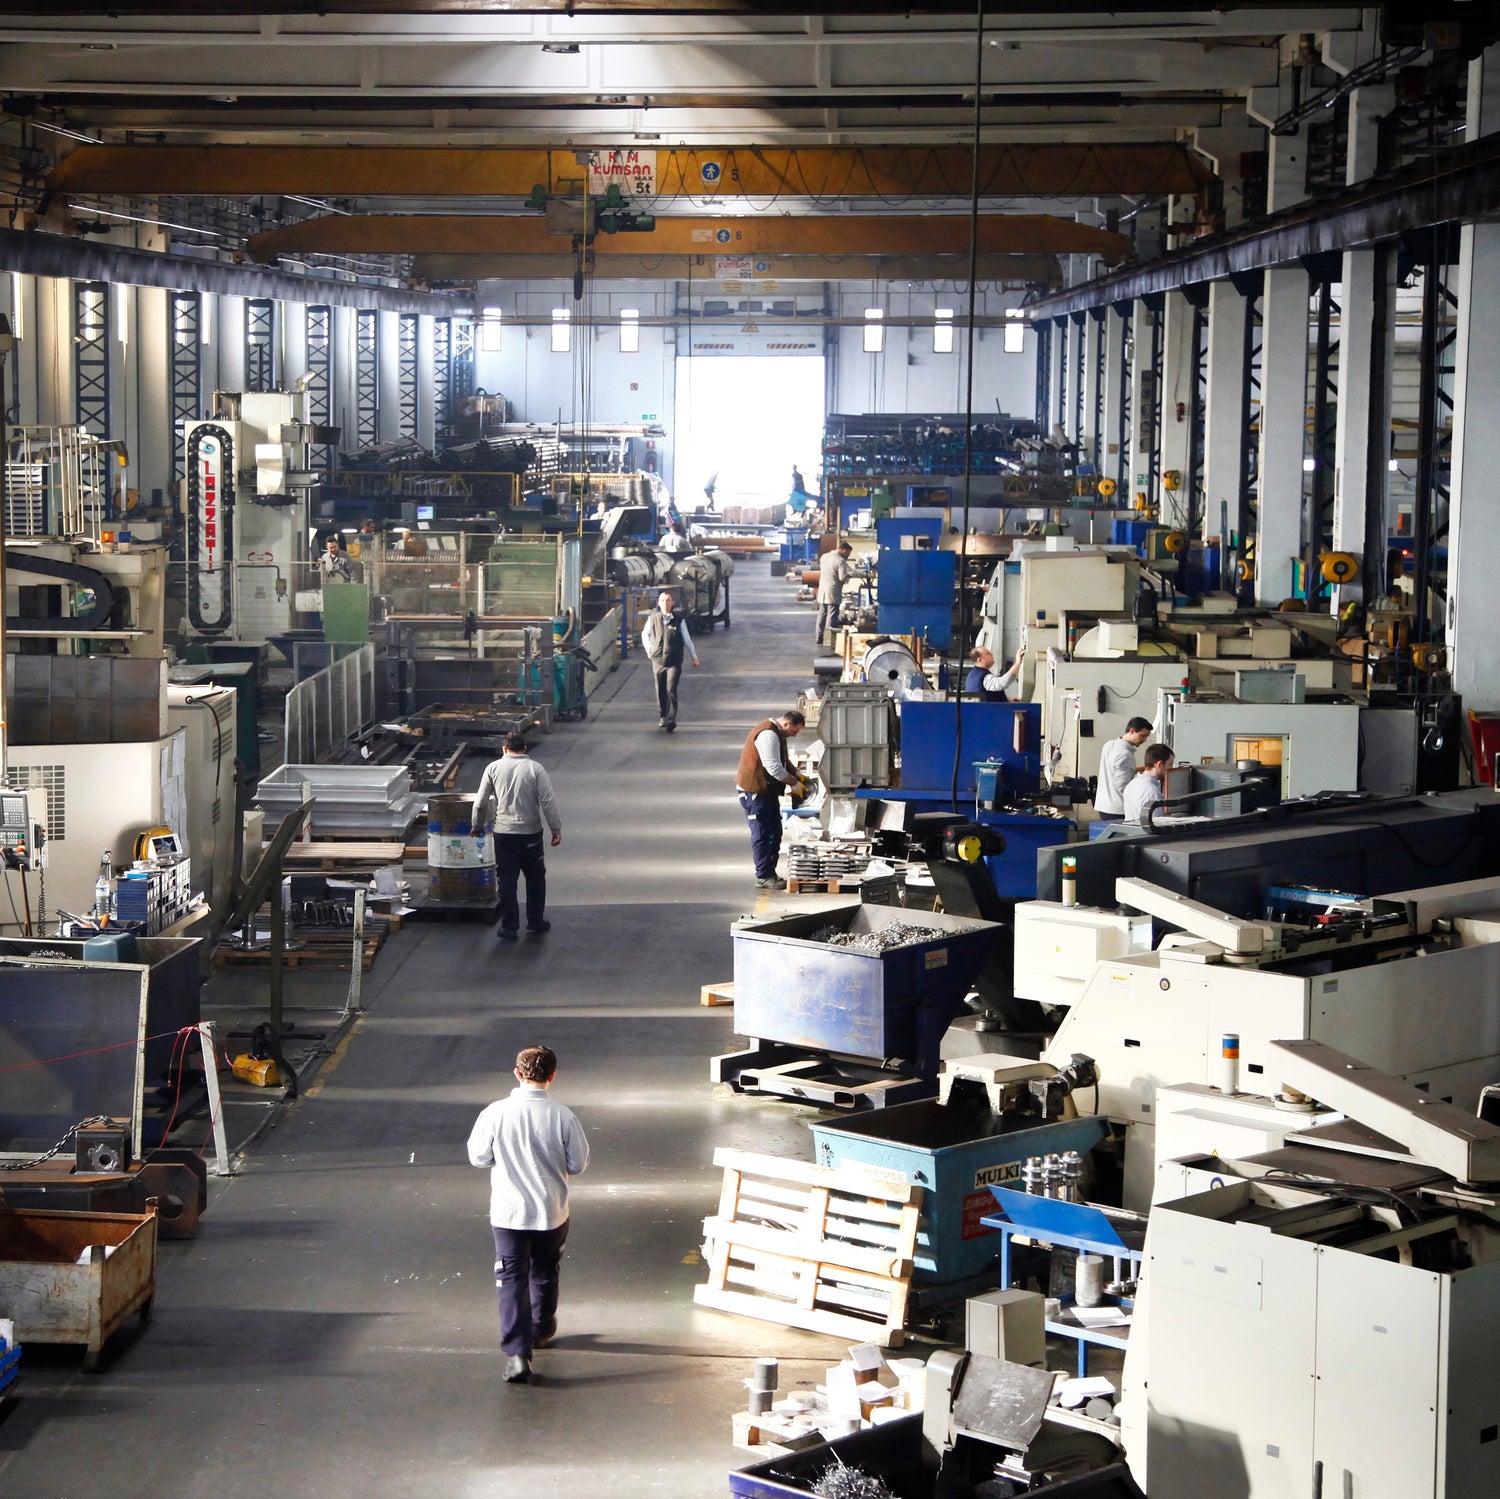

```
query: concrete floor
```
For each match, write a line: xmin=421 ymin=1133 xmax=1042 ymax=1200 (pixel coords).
xmin=0 ymin=559 xmax=881 ymax=1499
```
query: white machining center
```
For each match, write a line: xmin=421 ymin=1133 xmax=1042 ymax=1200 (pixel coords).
xmin=183 ymin=389 xmax=337 ymax=642
xmin=1013 ymin=875 xmax=1500 ymax=1207
xmin=1129 ymin=1038 xmax=1500 ymax=1499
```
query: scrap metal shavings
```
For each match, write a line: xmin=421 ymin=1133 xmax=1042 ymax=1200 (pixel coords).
xmin=809 ymin=921 xmax=933 ymax=953
xmin=812 ymin=1457 xmax=897 ymax=1499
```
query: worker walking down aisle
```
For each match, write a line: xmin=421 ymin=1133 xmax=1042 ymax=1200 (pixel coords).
xmin=641 ymin=589 xmax=701 ymax=731
xmin=472 ymin=732 xmax=564 ymax=938
xmin=815 ymin=542 xmax=853 ymax=647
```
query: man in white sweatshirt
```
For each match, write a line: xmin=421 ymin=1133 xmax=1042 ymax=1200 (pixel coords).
xmin=472 ymin=732 xmax=563 ymax=939
xmin=467 ymin=1044 xmax=590 ymax=1384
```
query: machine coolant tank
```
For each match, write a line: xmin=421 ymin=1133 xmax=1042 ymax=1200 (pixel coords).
xmin=810 ymin=1065 xmax=1107 ymax=1286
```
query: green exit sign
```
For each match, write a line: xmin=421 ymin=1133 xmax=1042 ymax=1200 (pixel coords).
xmin=641 ymin=413 xmax=657 ymax=421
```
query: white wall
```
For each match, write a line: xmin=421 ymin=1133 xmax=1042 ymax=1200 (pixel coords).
xmin=828 ymin=322 xmax=1035 ymax=421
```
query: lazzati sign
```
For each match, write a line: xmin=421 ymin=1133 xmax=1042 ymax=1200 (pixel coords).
xmin=587 ymin=149 xmax=657 ymax=198
xmin=188 ymin=423 xmax=234 ymax=633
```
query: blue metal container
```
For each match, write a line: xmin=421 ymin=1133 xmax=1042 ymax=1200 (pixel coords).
xmin=731 ymin=903 xmax=999 ymax=1080
xmin=811 ymin=1101 xmax=1107 ymax=1285
xmin=899 ymin=701 xmax=1042 ymax=796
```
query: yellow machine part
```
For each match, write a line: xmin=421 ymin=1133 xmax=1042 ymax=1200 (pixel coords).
xmin=1411 ymin=642 xmax=1446 ymax=671
xmin=953 ymin=834 xmax=985 ymax=863
xmin=1320 ymin=551 xmax=1359 ymax=584
xmin=232 ymin=1055 xmax=281 ymax=1088
xmin=1096 ymin=477 xmax=1118 ymax=498
xmin=1162 ymin=469 xmax=1182 ymax=492
xmin=1162 ymin=530 xmax=1187 ymax=555
xmin=132 ymin=826 xmax=173 ymax=862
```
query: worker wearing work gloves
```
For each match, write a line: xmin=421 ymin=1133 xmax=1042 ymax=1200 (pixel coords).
xmin=1094 ymin=717 xmax=1154 ymax=822
xmin=472 ymin=732 xmax=563 ymax=939
xmin=640 ymin=589 xmax=700 ymax=732
xmin=735 ymin=709 xmax=807 ymax=889
xmin=466 ymin=1044 xmax=590 ymax=1386
xmin=815 ymin=541 xmax=853 ymax=647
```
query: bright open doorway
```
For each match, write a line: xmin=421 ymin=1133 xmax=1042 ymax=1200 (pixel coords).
xmin=672 ymin=355 xmax=825 ymax=515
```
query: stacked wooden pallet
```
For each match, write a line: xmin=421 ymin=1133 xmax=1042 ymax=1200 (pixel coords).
xmin=213 ymin=915 xmax=392 ymax=973
xmin=694 ymin=1147 xmax=921 ymax=1347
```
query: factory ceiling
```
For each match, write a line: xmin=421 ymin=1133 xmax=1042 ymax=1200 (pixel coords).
xmin=0 ymin=5 xmax=1399 ymax=288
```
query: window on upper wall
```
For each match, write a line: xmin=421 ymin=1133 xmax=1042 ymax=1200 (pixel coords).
xmin=620 ymin=308 xmax=640 ymax=353
xmin=1003 ymin=312 xmax=1026 ymax=355
xmin=551 ymin=307 xmax=571 ymax=353
xmin=934 ymin=308 xmax=955 ymax=354
xmin=863 ymin=308 xmax=885 ymax=354
xmin=480 ymin=306 xmax=503 ymax=352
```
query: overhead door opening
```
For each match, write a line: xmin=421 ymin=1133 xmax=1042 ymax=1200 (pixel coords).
xmin=672 ymin=355 xmax=826 ymax=515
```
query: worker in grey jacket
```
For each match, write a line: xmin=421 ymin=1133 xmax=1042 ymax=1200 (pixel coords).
xmin=815 ymin=541 xmax=854 ymax=646
xmin=472 ymin=732 xmax=563 ymax=939
xmin=467 ymin=1044 xmax=590 ymax=1384
xmin=640 ymin=589 xmax=700 ymax=731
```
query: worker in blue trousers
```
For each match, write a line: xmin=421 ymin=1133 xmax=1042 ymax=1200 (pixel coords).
xmin=467 ymin=1044 xmax=590 ymax=1385
xmin=735 ymin=709 xmax=807 ymax=889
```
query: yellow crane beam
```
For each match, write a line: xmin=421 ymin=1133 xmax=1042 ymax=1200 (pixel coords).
xmin=248 ymin=212 xmax=1130 ymax=264
xmin=48 ymin=143 xmax=1210 ymax=200
xmin=410 ymin=252 xmax=1061 ymax=284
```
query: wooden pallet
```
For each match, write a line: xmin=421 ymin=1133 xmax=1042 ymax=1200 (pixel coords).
xmin=213 ymin=919 xmax=390 ymax=973
xmin=283 ymin=841 xmax=408 ymax=871
xmin=694 ymin=1147 xmax=921 ymax=1348
xmin=785 ymin=878 xmax=862 ymax=894
xmin=700 ymin=980 xmax=734 ymax=1008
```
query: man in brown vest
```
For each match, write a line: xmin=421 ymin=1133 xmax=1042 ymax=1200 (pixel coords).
xmin=735 ymin=710 xmax=807 ymax=889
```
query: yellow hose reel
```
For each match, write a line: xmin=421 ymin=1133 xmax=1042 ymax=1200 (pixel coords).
xmin=1162 ymin=530 xmax=1187 ymax=555
xmin=1320 ymin=552 xmax=1359 ymax=584
xmin=1162 ymin=469 xmax=1182 ymax=492
xmin=1411 ymin=642 xmax=1446 ymax=672
xmin=1237 ymin=560 xmax=1254 ymax=582
xmin=1097 ymin=477 xmax=1118 ymax=499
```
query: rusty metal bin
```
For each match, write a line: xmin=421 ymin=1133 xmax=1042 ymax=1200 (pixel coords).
xmin=0 ymin=1207 xmax=157 ymax=1371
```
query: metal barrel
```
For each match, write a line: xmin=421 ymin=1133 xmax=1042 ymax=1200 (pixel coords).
xmin=427 ymin=793 xmax=497 ymax=905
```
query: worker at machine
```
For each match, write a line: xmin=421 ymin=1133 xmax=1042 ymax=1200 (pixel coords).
xmin=703 ymin=471 xmax=718 ymax=511
xmin=815 ymin=541 xmax=854 ymax=647
xmin=658 ymin=522 xmax=692 ymax=557
xmin=735 ymin=709 xmax=807 ymax=890
xmin=1123 ymin=743 xmax=1175 ymax=825
xmin=316 ymin=534 xmax=352 ymax=582
xmin=466 ymin=1044 xmax=590 ymax=1386
xmin=399 ymin=528 xmax=429 ymax=558
xmin=965 ymin=643 xmax=1026 ymax=701
xmin=472 ymin=732 xmax=563 ymax=939
xmin=1094 ymin=717 xmax=1155 ymax=822
xmin=640 ymin=589 xmax=700 ymax=732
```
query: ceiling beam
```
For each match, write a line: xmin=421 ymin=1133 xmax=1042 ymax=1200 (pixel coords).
xmin=0 ymin=227 xmax=458 ymax=311
xmin=412 ymin=252 xmax=1059 ymax=283
xmin=249 ymin=212 xmax=1131 ymax=264
xmin=0 ymin=1 xmax=1374 ymax=14
xmin=48 ymin=143 xmax=1211 ymax=200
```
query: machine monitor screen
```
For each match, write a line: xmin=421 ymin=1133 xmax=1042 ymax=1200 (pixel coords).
xmin=416 ymin=504 xmax=435 ymax=521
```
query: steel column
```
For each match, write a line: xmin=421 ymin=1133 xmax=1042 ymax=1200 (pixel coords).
xmin=73 ymin=281 xmax=109 ymax=439
xmin=1255 ymin=267 xmax=1311 ymax=605
xmin=397 ymin=313 xmax=418 ymax=442
xmin=1071 ymin=311 xmax=1086 ymax=444
xmin=1088 ymin=309 xmax=1106 ymax=471
xmin=1158 ymin=290 xmax=1194 ymax=532
xmin=1204 ymin=279 xmax=1250 ymax=585
xmin=1236 ymin=279 xmax=1265 ymax=592
xmin=354 ymin=309 xmax=379 ymax=450
xmin=1412 ymin=246 xmax=1458 ymax=642
xmin=1304 ymin=273 xmax=1341 ymax=604
xmin=168 ymin=291 xmax=200 ymax=485
xmin=433 ymin=316 xmax=453 ymax=446
xmin=1034 ymin=320 xmax=1052 ymax=434
xmin=244 ymin=297 xmax=275 ymax=394
xmin=1184 ymin=290 xmax=1209 ymax=541
xmin=1115 ymin=304 xmax=1134 ymax=497
xmin=306 ymin=304 xmax=332 ymax=470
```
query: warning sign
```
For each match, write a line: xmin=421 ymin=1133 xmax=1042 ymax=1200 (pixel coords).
xmin=587 ymin=148 xmax=657 ymax=198
xmin=962 ymin=1189 xmax=1004 ymax=1241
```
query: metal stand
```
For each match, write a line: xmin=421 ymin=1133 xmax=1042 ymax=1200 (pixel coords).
xmin=198 ymin=1021 xmax=234 ymax=1178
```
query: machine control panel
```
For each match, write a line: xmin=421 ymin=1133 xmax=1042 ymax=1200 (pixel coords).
xmin=0 ymin=788 xmax=47 ymax=871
